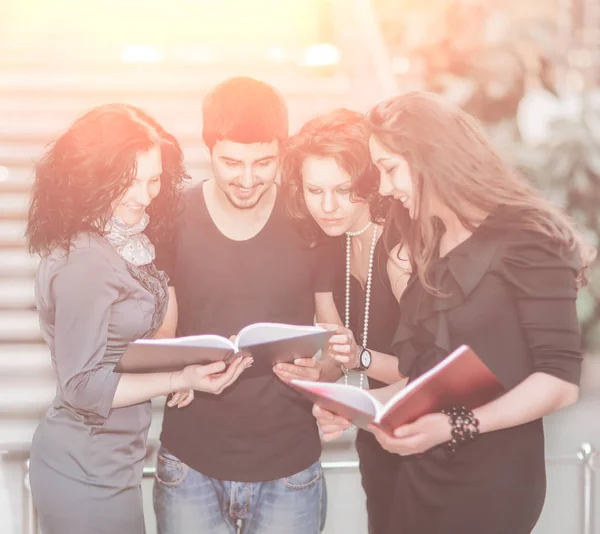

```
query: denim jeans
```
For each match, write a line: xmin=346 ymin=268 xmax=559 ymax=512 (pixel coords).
xmin=153 ymin=446 xmax=327 ymax=534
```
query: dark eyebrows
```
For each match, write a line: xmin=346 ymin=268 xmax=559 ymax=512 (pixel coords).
xmin=305 ymin=180 xmax=352 ymax=188
xmin=255 ymin=156 xmax=277 ymax=163
xmin=220 ymin=155 xmax=277 ymax=164
xmin=220 ymin=156 xmax=241 ymax=163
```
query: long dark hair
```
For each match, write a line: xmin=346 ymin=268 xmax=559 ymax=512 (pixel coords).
xmin=26 ymin=103 xmax=189 ymax=255
xmin=367 ymin=92 xmax=594 ymax=290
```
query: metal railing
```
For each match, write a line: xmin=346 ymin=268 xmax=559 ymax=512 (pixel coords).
xmin=3 ymin=442 xmax=597 ymax=534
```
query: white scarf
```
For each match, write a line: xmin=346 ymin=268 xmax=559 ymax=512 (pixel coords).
xmin=103 ymin=213 xmax=155 ymax=266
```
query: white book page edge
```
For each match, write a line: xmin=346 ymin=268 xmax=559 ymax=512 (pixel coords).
xmin=134 ymin=335 xmax=236 ymax=350
xmin=292 ymin=380 xmax=384 ymax=419
xmin=236 ymin=322 xmax=326 ymax=346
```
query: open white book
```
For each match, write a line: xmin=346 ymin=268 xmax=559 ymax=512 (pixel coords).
xmin=291 ymin=345 xmax=504 ymax=432
xmin=114 ymin=322 xmax=333 ymax=375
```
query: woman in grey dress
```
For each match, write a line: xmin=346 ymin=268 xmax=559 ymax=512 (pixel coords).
xmin=25 ymin=104 xmax=252 ymax=534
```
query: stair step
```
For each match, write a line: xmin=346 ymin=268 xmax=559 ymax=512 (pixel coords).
xmin=0 ymin=167 xmax=33 ymax=186
xmin=0 ymin=99 xmax=342 ymax=145
xmin=0 ymin=164 xmax=210 ymax=194
xmin=0 ymin=278 xmax=35 ymax=309
xmin=0 ymin=249 xmax=39 ymax=276
xmin=0 ymin=221 xmax=26 ymax=247
xmin=0 ymin=143 xmax=210 ymax=168
xmin=0 ymin=116 xmax=205 ymax=145
xmin=0 ymin=68 xmax=349 ymax=95
xmin=0 ymin=344 xmax=51 ymax=375
xmin=0 ymin=192 xmax=29 ymax=220
xmin=0 ymin=378 xmax=168 ymax=416
xmin=0 ymin=376 xmax=54 ymax=416
xmin=0 ymin=310 xmax=41 ymax=342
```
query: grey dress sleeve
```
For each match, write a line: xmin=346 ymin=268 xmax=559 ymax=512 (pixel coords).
xmin=50 ymin=246 xmax=123 ymax=420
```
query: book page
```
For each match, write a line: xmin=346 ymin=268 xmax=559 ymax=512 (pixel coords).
xmin=115 ymin=336 xmax=237 ymax=374
xmin=291 ymin=380 xmax=384 ymax=419
xmin=135 ymin=334 xmax=236 ymax=350
xmin=236 ymin=322 xmax=326 ymax=347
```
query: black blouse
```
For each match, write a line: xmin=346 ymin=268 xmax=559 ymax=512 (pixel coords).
xmin=331 ymin=235 xmax=400 ymax=389
xmin=393 ymin=212 xmax=583 ymax=389
xmin=386 ymin=207 xmax=583 ymax=534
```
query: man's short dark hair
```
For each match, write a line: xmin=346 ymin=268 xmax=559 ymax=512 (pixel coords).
xmin=202 ymin=76 xmax=289 ymax=150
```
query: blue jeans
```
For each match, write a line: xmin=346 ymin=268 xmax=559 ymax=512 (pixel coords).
xmin=153 ymin=446 xmax=327 ymax=534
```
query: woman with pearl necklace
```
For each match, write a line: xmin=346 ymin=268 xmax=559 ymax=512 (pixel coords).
xmin=279 ymin=108 xmax=411 ymax=534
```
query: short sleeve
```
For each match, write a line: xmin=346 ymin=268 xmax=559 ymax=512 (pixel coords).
xmin=50 ymin=246 xmax=122 ymax=420
xmin=154 ymin=225 xmax=178 ymax=281
xmin=501 ymin=236 xmax=583 ymax=385
xmin=153 ymin=195 xmax=186 ymax=281
xmin=311 ymin=237 xmax=338 ymax=293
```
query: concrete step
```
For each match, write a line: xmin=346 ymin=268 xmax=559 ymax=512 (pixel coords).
xmin=0 ymin=278 xmax=35 ymax=309
xmin=0 ymin=376 xmax=168 ymax=417
xmin=0 ymin=310 xmax=41 ymax=342
xmin=0 ymin=143 xmax=210 ymax=169
xmin=0 ymin=344 xmax=51 ymax=376
xmin=0 ymin=249 xmax=38 ymax=277
xmin=0 ymin=167 xmax=33 ymax=188
xmin=0 ymin=220 xmax=26 ymax=248
xmin=0 ymin=100 xmax=346 ymax=145
xmin=0 ymin=192 xmax=28 ymax=220
xmin=0 ymin=116 xmax=204 ymax=146
xmin=0 ymin=164 xmax=209 ymax=194
xmin=0 ymin=376 xmax=54 ymax=416
xmin=0 ymin=68 xmax=349 ymax=95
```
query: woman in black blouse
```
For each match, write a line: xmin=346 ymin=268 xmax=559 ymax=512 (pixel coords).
xmin=315 ymin=92 xmax=594 ymax=533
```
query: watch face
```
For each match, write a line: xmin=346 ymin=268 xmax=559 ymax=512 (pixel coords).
xmin=361 ymin=349 xmax=371 ymax=368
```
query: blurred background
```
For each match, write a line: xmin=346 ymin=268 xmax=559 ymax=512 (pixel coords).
xmin=0 ymin=1 xmax=598 ymax=533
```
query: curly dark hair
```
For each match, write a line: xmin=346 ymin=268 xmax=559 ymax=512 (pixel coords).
xmin=280 ymin=108 xmax=390 ymax=243
xmin=26 ymin=103 xmax=189 ymax=255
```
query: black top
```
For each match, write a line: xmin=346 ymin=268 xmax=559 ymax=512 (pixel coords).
xmin=156 ymin=183 xmax=335 ymax=482
xmin=386 ymin=207 xmax=583 ymax=534
xmin=331 ymin=235 xmax=400 ymax=389
xmin=331 ymin=232 xmax=404 ymax=534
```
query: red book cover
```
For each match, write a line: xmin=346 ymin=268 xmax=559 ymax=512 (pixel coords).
xmin=291 ymin=345 xmax=505 ymax=433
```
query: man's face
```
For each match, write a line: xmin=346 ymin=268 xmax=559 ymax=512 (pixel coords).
xmin=210 ymin=139 xmax=280 ymax=209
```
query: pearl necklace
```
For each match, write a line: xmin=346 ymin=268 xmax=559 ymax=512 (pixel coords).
xmin=344 ymin=221 xmax=378 ymax=389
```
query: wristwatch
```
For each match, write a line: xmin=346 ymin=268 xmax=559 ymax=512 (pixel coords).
xmin=355 ymin=346 xmax=372 ymax=372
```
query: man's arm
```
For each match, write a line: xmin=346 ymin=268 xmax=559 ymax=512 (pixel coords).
xmin=153 ymin=287 xmax=178 ymax=339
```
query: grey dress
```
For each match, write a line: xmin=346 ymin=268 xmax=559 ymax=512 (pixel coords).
xmin=29 ymin=233 xmax=168 ymax=534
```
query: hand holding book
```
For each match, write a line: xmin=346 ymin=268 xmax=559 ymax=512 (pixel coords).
xmin=293 ymin=345 xmax=504 ymax=434
xmin=273 ymin=357 xmax=323 ymax=383
xmin=312 ymin=404 xmax=352 ymax=441
xmin=114 ymin=322 xmax=333 ymax=378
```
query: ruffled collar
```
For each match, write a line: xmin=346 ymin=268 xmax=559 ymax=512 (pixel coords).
xmin=103 ymin=213 xmax=155 ymax=267
xmin=393 ymin=210 xmax=504 ymax=378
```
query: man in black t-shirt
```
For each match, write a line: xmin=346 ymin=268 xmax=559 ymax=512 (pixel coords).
xmin=152 ymin=77 xmax=341 ymax=534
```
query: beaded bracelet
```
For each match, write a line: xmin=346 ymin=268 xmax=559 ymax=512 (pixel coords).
xmin=440 ymin=406 xmax=480 ymax=457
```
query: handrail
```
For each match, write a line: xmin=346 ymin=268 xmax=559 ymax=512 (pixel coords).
xmin=2 ymin=441 xmax=596 ymax=534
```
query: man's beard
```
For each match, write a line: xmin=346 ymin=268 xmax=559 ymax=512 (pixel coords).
xmin=223 ymin=182 xmax=270 ymax=210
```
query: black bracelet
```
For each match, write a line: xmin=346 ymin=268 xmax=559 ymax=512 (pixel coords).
xmin=440 ymin=406 xmax=480 ymax=457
